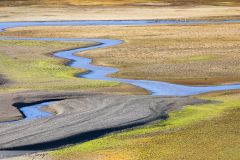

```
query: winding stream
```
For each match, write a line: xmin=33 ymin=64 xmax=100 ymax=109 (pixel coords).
xmin=1 ymin=20 xmax=240 ymax=120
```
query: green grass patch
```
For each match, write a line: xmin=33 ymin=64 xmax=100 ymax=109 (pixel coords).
xmin=0 ymin=40 xmax=119 ymax=92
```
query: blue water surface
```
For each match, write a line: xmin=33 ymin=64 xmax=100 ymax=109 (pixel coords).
xmin=20 ymin=102 xmax=52 ymax=120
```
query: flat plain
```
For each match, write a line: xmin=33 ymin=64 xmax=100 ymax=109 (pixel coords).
xmin=0 ymin=1 xmax=240 ymax=160
xmin=2 ymin=23 xmax=240 ymax=85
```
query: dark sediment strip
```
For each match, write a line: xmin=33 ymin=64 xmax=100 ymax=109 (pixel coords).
xmin=0 ymin=75 xmax=8 ymax=86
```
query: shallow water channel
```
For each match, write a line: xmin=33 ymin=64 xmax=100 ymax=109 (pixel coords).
xmin=1 ymin=19 xmax=240 ymax=120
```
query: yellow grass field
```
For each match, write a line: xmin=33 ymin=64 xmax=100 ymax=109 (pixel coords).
xmin=2 ymin=23 xmax=240 ymax=85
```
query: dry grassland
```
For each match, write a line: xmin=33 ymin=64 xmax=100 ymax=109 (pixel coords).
xmin=0 ymin=6 xmax=240 ymax=22
xmin=2 ymin=23 xmax=239 ymax=85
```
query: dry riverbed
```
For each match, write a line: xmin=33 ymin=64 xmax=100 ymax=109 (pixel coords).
xmin=3 ymin=90 xmax=239 ymax=160
xmin=0 ymin=91 xmax=206 ymax=158
xmin=0 ymin=91 xmax=96 ymax=122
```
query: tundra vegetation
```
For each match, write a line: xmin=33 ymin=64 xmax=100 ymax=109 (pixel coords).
xmin=2 ymin=23 xmax=240 ymax=85
xmin=0 ymin=40 xmax=144 ymax=94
